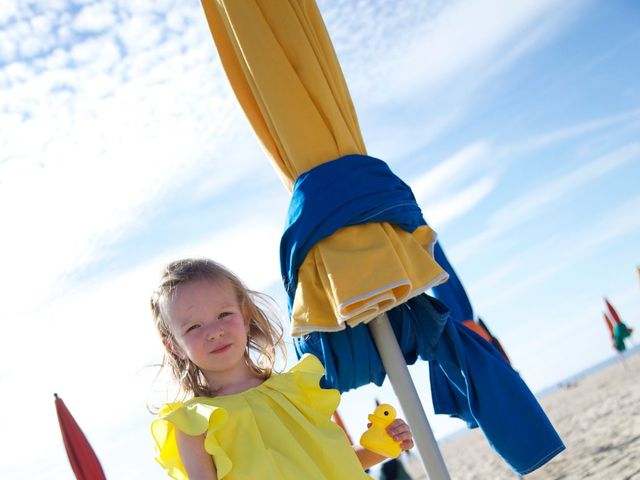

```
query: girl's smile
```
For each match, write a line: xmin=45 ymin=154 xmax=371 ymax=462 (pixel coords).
xmin=210 ymin=344 xmax=232 ymax=354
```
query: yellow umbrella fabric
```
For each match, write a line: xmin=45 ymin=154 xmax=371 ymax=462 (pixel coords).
xmin=201 ymin=0 xmax=447 ymax=335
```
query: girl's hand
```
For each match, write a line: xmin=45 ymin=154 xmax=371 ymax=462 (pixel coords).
xmin=386 ymin=418 xmax=414 ymax=451
xmin=356 ymin=417 xmax=413 ymax=468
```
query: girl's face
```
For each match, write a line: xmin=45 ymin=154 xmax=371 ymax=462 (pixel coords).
xmin=165 ymin=278 xmax=252 ymax=391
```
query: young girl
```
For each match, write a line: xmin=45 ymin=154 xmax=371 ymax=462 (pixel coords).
xmin=150 ymin=258 xmax=414 ymax=479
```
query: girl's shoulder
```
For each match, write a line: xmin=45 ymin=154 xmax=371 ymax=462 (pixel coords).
xmin=200 ymin=353 xmax=327 ymax=400
xmin=288 ymin=353 xmax=324 ymax=375
xmin=153 ymin=354 xmax=334 ymax=425
xmin=260 ymin=353 xmax=328 ymax=394
xmin=258 ymin=353 xmax=340 ymax=417
xmin=154 ymin=399 xmax=228 ymax=436
xmin=270 ymin=353 xmax=325 ymax=381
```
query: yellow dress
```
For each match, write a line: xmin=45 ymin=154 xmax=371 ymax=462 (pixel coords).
xmin=151 ymin=354 xmax=372 ymax=479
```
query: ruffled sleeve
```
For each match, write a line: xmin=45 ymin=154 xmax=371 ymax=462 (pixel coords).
xmin=151 ymin=401 xmax=232 ymax=479
xmin=285 ymin=353 xmax=341 ymax=418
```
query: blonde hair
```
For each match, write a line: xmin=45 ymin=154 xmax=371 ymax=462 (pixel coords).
xmin=151 ymin=258 xmax=286 ymax=399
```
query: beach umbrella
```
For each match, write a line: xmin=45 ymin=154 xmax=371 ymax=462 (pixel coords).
xmin=603 ymin=312 xmax=617 ymax=349
xmin=477 ymin=317 xmax=511 ymax=365
xmin=332 ymin=408 xmax=353 ymax=445
xmin=200 ymin=1 xmax=563 ymax=477
xmin=605 ymin=298 xmax=623 ymax=325
xmin=603 ymin=298 xmax=633 ymax=352
xmin=54 ymin=394 xmax=106 ymax=480
xmin=461 ymin=320 xmax=492 ymax=342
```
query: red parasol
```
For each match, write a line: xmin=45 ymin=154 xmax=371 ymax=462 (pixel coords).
xmin=603 ymin=312 xmax=615 ymax=347
xmin=603 ymin=298 xmax=634 ymax=352
xmin=54 ymin=394 xmax=106 ymax=480
xmin=604 ymin=297 xmax=623 ymax=325
xmin=332 ymin=409 xmax=354 ymax=445
xmin=461 ymin=320 xmax=492 ymax=343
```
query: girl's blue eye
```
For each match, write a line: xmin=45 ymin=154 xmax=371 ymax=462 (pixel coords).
xmin=218 ymin=311 xmax=232 ymax=319
xmin=185 ymin=324 xmax=200 ymax=333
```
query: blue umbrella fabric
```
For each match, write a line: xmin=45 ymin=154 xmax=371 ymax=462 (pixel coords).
xmin=288 ymin=154 xmax=564 ymax=474
xmin=428 ymin=242 xmax=513 ymax=421
xmin=431 ymin=242 xmax=473 ymax=323
xmin=431 ymin=242 xmax=511 ymax=362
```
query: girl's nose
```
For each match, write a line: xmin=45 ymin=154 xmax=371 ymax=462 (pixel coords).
xmin=208 ymin=328 xmax=224 ymax=340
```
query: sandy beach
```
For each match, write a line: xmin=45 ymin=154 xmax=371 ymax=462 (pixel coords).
xmin=439 ymin=350 xmax=640 ymax=479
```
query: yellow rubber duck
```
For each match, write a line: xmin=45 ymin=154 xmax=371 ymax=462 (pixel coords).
xmin=359 ymin=404 xmax=402 ymax=458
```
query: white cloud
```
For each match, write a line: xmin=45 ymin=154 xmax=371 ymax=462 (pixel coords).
xmin=30 ymin=14 xmax=54 ymax=34
xmin=568 ymin=193 xmax=640 ymax=254
xmin=0 ymin=1 xmax=252 ymax=324
xmin=409 ymin=141 xmax=491 ymax=200
xmin=471 ymin=193 xmax=640 ymax=309
xmin=72 ymin=2 xmax=118 ymax=33
xmin=363 ymin=107 xmax=462 ymax=166
xmin=403 ymin=141 xmax=498 ymax=228
xmin=329 ymin=0 xmax=590 ymax=170
xmin=489 ymin=143 xmax=640 ymax=228
xmin=423 ymin=175 xmax=497 ymax=229
xmin=506 ymin=109 xmax=640 ymax=155
xmin=116 ymin=14 xmax=164 ymax=54
xmin=69 ymin=35 xmax=118 ymax=66
xmin=344 ymin=0 xmax=587 ymax=106
xmin=0 ymin=0 xmax=18 ymax=24
xmin=450 ymin=142 xmax=640 ymax=262
xmin=150 ymin=218 xmax=284 ymax=292
xmin=0 ymin=36 xmax=16 ymax=62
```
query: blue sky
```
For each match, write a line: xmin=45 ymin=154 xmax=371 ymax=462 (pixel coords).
xmin=1 ymin=0 xmax=639 ymax=478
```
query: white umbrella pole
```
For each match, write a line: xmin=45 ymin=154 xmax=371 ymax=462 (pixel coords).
xmin=369 ymin=313 xmax=451 ymax=480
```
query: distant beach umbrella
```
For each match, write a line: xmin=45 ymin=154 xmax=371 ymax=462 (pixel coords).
xmin=54 ymin=394 xmax=106 ymax=480
xmin=603 ymin=298 xmax=633 ymax=352
xmin=613 ymin=323 xmax=634 ymax=352
xmin=603 ymin=312 xmax=616 ymax=348
xmin=200 ymin=1 xmax=563 ymax=476
xmin=604 ymin=298 xmax=623 ymax=325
